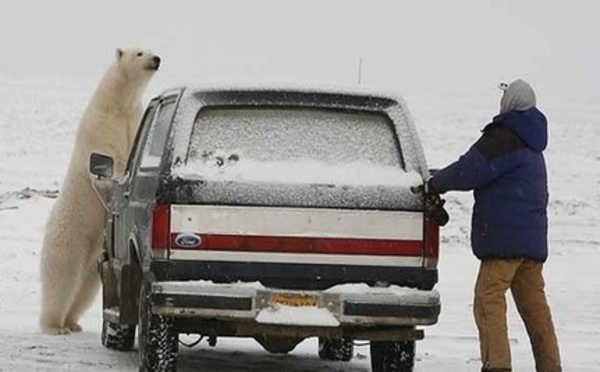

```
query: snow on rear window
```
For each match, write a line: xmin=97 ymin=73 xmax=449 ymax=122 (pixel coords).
xmin=177 ymin=107 xmax=409 ymax=186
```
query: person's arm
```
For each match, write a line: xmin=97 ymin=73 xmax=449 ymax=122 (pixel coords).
xmin=430 ymin=125 xmax=524 ymax=193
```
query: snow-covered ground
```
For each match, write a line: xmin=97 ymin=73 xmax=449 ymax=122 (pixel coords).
xmin=0 ymin=75 xmax=598 ymax=371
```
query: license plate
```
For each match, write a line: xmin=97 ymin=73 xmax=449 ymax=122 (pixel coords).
xmin=270 ymin=293 xmax=318 ymax=307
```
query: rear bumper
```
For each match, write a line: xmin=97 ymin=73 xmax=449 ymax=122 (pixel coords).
xmin=150 ymin=281 xmax=441 ymax=328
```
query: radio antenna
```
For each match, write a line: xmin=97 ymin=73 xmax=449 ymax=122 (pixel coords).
xmin=358 ymin=57 xmax=363 ymax=85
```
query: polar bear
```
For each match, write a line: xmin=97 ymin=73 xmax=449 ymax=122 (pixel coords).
xmin=39 ymin=48 xmax=161 ymax=335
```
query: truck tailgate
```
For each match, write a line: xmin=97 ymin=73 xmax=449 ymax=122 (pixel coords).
xmin=167 ymin=205 xmax=424 ymax=267
xmin=149 ymin=203 xmax=438 ymax=290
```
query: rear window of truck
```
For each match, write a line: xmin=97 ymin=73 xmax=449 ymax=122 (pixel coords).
xmin=180 ymin=106 xmax=407 ymax=186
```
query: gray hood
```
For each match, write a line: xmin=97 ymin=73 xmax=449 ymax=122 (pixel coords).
xmin=500 ymin=79 xmax=536 ymax=114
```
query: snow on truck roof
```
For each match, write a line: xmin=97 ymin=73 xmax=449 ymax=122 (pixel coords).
xmin=160 ymin=82 xmax=409 ymax=106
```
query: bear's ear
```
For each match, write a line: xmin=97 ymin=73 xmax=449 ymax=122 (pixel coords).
xmin=115 ymin=48 xmax=124 ymax=60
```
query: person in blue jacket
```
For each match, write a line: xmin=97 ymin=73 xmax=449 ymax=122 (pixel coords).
xmin=429 ymin=80 xmax=561 ymax=372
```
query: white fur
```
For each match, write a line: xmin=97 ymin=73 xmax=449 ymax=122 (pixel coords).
xmin=39 ymin=48 xmax=159 ymax=335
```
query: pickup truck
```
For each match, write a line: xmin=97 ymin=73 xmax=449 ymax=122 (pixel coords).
xmin=90 ymin=85 xmax=444 ymax=372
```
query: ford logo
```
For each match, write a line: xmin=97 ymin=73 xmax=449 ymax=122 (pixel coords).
xmin=175 ymin=233 xmax=202 ymax=248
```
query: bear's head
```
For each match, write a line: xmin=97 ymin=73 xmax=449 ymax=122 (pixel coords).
xmin=114 ymin=48 xmax=161 ymax=81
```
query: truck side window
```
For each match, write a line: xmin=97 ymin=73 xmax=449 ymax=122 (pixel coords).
xmin=140 ymin=99 xmax=176 ymax=169
xmin=125 ymin=103 xmax=158 ymax=175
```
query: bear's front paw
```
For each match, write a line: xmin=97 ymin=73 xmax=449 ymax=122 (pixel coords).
xmin=66 ymin=323 xmax=83 ymax=333
xmin=41 ymin=326 xmax=72 ymax=336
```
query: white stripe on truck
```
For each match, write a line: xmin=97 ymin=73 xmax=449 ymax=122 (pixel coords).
xmin=170 ymin=205 xmax=423 ymax=240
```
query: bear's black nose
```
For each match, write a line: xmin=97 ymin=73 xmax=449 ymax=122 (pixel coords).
xmin=153 ymin=56 xmax=161 ymax=68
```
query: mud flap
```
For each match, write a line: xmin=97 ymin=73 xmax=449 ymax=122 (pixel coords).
xmin=119 ymin=263 xmax=142 ymax=325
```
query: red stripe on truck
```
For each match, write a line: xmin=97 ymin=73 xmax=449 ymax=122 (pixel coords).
xmin=170 ymin=233 xmax=423 ymax=256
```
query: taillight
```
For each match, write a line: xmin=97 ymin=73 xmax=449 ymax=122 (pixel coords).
xmin=424 ymin=218 xmax=439 ymax=267
xmin=151 ymin=203 xmax=171 ymax=250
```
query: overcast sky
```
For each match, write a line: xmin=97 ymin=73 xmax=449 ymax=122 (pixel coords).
xmin=1 ymin=0 xmax=598 ymax=101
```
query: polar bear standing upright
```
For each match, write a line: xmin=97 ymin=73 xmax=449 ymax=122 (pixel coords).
xmin=39 ymin=48 xmax=160 ymax=335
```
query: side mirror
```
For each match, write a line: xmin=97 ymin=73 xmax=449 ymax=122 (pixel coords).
xmin=90 ymin=152 xmax=114 ymax=179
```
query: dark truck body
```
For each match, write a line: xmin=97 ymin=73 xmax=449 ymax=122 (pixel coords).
xmin=92 ymin=86 xmax=442 ymax=372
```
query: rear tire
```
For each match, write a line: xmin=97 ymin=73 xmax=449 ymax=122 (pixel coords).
xmin=138 ymin=282 xmax=178 ymax=372
xmin=101 ymin=319 xmax=136 ymax=351
xmin=370 ymin=340 xmax=415 ymax=372
xmin=318 ymin=337 xmax=354 ymax=361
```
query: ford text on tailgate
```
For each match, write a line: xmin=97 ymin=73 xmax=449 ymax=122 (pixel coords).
xmin=90 ymin=87 xmax=443 ymax=372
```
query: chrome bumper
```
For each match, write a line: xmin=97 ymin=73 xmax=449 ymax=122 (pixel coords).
xmin=151 ymin=281 xmax=440 ymax=327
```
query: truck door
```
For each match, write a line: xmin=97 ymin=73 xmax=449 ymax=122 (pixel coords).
xmin=111 ymin=102 xmax=158 ymax=269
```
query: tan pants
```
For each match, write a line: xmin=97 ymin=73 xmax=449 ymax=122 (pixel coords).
xmin=474 ymin=259 xmax=562 ymax=372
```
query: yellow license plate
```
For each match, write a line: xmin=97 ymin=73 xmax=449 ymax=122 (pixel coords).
xmin=270 ymin=293 xmax=318 ymax=307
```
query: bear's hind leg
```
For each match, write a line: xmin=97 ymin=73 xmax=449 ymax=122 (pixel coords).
xmin=64 ymin=265 xmax=102 ymax=333
xmin=39 ymin=221 xmax=84 ymax=335
xmin=39 ymin=275 xmax=78 ymax=335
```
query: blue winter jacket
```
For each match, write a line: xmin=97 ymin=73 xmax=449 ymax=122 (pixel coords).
xmin=430 ymin=107 xmax=549 ymax=262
